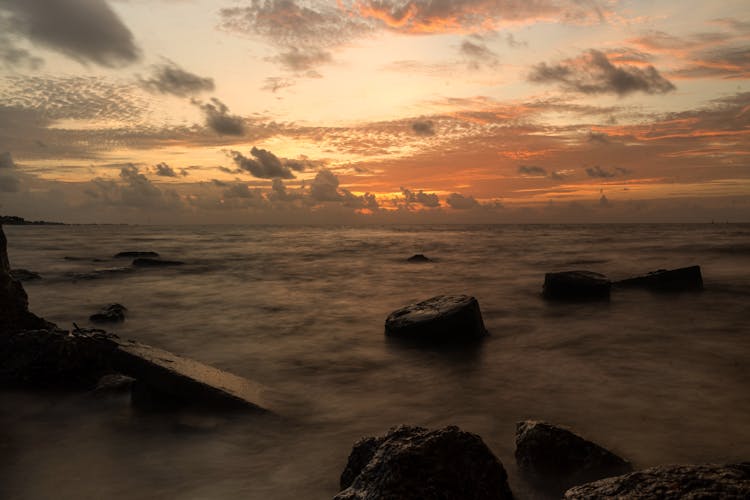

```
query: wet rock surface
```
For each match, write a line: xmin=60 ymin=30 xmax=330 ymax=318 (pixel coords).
xmin=515 ymin=420 xmax=632 ymax=493
xmin=114 ymin=251 xmax=159 ymax=258
xmin=10 ymin=269 xmax=41 ymax=281
xmin=93 ymin=373 xmax=135 ymax=396
xmin=407 ymin=254 xmax=432 ymax=262
xmin=132 ymin=257 xmax=184 ymax=267
xmin=564 ymin=462 xmax=750 ymax=499
xmin=385 ymin=294 xmax=487 ymax=343
xmin=90 ymin=303 xmax=127 ymax=323
xmin=335 ymin=425 xmax=513 ymax=500
xmin=614 ymin=265 xmax=703 ymax=292
xmin=543 ymin=271 xmax=611 ymax=301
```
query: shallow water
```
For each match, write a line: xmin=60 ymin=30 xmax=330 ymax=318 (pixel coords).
xmin=2 ymin=224 xmax=749 ymax=499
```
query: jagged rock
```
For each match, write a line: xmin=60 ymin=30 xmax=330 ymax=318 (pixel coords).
xmin=543 ymin=271 xmax=610 ymax=301
xmin=114 ymin=251 xmax=159 ymax=258
xmin=407 ymin=254 xmax=432 ymax=262
xmin=90 ymin=303 xmax=127 ymax=323
xmin=564 ymin=462 xmax=750 ymax=499
xmin=93 ymin=373 xmax=135 ymax=395
xmin=132 ymin=257 xmax=184 ymax=267
xmin=614 ymin=265 xmax=703 ymax=292
xmin=335 ymin=425 xmax=513 ymax=500
xmin=0 ymin=225 xmax=52 ymax=334
xmin=10 ymin=269 xmax=41 ymax=281
xmin=515 ymin=421 xmax=632 ymax=493
xmin=385 ymin=295 xmax=487 ymax=343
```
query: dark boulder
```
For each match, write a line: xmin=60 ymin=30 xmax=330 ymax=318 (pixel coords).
xmin=543 ymin=271 xmax=610 ymax=301
xmin=90 ymin=303 xmax=127 ymax=323
xmin=132 ymin=257 xmax=184 ymax=267
xmin=93 ymin=373 xmax=135 ymax=396
xmin=114 ymin=251 xmax=159 ymax=258
xmin=614 ymin=265 xmax=703 ymax=292
xmin=564 ymin=462 xmax=750 ymax=499
xmin=0 ymin=225 xmax=52 ymax=334
xmin=515 ymin=420 xmax=632 ymax=493
xmin=335 ymin=425 xmax=513 ymax=500
xmin=385 ymin=294 xmax=487 ymax=343
xmin=407 ymin=254 xmax=432 ymax=262
xmin=10 ymin=269 xmax=41 ymax=281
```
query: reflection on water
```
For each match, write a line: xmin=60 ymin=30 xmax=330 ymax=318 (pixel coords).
xmin=2 ymin=224 xmax=750 ymax=499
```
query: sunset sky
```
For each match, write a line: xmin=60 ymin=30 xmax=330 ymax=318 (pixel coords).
xmin=0 ymin=0 xmax=748 ymax=223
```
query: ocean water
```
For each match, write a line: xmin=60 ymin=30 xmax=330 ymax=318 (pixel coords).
xmin=1 ymin=224 xmax=749 ymax=499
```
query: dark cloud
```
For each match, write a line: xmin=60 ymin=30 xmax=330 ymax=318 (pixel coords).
xmin=585 ymin=166 xmax=630 ymax=178
xmin=230 ymin=147 xmax=297 ymax=179
xmin=262 ymin=77 xmax=295 ymax=93
xmin=193 ymin=98 xmax=246 ymax=136
xmin=0 ymin=151 xmax=16 ymax=169
xmin=599 ymin=194 xmax=610 ymax=207
xmin=446 ymin=193 xmax=480 ymax=209
xmin=86 ymin=164 xmax=181 ymax=209
xmin=140 ymin=61 xmax=214 ymax=97
xmin=529 ymin=49 xmax=675 ymax=96
xmin=270 ymin=47 xmax=332 ymax=73
xmin=460 ymin=39 xmax=499 ymax=69
xmin=518 ymin=165 xmax=547 ymax=176
xmin=0 ymin=0 xmax=139 ymax=67
xmin=672 ymin=46 xmax=750 ymax=79
xmin=411 ymin=120 xmax=435 ymax=136
xmin=310 ymin=169 xmax=343 ymax=201
xmin=401 ymin=187 xmax=440 ymax=207
xmin=0 ymin=33 xmax=43 ymax=69
xmin=587 ymin=131 xmax=610 ymax=144
xmin=0 ymin=174 xmax=19 ymax=192
xmin=153 ymin=162 xmax=187 ymax=177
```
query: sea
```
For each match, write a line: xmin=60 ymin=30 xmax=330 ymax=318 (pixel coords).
xmin=1 ymin=224 xmax=749 ymax=499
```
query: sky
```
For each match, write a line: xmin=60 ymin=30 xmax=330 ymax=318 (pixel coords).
xmin=0 ymin=0 xmax=748 ymax=224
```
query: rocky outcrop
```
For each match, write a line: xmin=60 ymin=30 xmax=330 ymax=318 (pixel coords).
xmin=515 ymin=421 xmax=632 ymax=493
xmin=114 ymin=251 xmax=159 ymax=258
xmin=385 ymin=295 xmax=487 ymax=343
xmin=335 ymin=425 xmax=513 ymax=500
xmin=564 ymin=462 xmax=750 ymax=499
xmin=90 ymin=303 xmax=127 ymax=323
xmin=543 ymin=271 xmax=611 ymax=300
xmin=614 ymin=265 xmax=703 ymax=292
xmin=407 ymin=254 xmax=432 ymax=262
xmin=132 ymin=257 xmax=184 ymax=267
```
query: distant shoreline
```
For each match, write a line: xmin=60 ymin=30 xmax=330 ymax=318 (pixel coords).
xmin=0 ymin=215 xmax=65 ymax=226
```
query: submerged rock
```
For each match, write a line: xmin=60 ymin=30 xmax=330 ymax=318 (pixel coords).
xmin=93 ymin=373 xmax=135 ymax=396
xmin=407 ymin=254 xmax=432 ymax=262
xmin=515 ymin=420 xmax=632 ymax=493
xmin=564 ymin=462 xmax=750 ymax=499
xmin=132 ymin=257 xmax=184 ymax=267
xmin=67 ymin=267 xmax=133 ymax=281
xmin=90 ymin=303 xmax=127 ymax=323
xmin=114 ymin=251 xmax=159 ymax=258
xmin=335 ymin=425 xmax=513 ymax=500
xmin=614 ymin=265 xmax=703 ymax=292
xmin=543 ymin=270 xmax=611 ymax=301
xmin=385 ymin=294 xmax=487 ymax=343
xmin=10 ymin=269 xmax=41 ymax=281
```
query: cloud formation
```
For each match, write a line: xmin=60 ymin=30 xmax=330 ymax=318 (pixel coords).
xmin=193 ymin=98 xmax=246 ymax=136
xmin=529 ymin=49 xmax=676 ymax=96
xmin=153 ymin=162 xmax=188 ymax=177
xmin=585 ymin=166 xmax=630 ymax=178
xmin=460 ymin=38 xmax=499 ymax=69
xmin=0 ymin=0 xmax=139 ymax=67
xmin=270 ymin=47 xmax=332 ymax=73
xmin=230 ymin=147 xmax=303 ymax=179
xmin=446 ymin=192 xmax=480 ymax=209
xmin=140 ymin=61 xmax=215 ymax=97
xmin=401 ymin=187 xmax=440 ymax=207
xmin=411 ymin=120 xmax=435 ymax=136
xmin=518 ymin=165 xmax=547 ymax=176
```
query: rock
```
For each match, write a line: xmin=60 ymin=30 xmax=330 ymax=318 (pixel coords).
xmin=385 ymin=295 xmax=487 ymax=343
xmin=335 ymin=425 xmax=513 ymax=500
xmin=114 ymin=251 xmax=159 ymax=258
xmin=93 ymin=373 xmax=135 ymax=395
xmin=0 ymin=225 xmax=52 ymax=334
xmin=10 ymin=269 xmax=41 ymax=281
xmin=90 ymin=303 xmax=127 ymax=323
xmin=407 ymin=254 xmax=432 ymax=262
xmin=564 ymin=462 xmax=750 ymax=499
xmin=132 ymin=257 xmax=184 ymax=267
xmin=110 ymin=339 xmax=271 ymax=412
xmin=515 ymin=420 xmax=632 ymax=493
xmin=542 ymin=271 xmax=611 ymax=301
xmin=614 ymin=265 xmax=703 ymax=292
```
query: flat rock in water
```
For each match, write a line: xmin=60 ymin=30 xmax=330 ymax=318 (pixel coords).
xmin=543 ymin=270 xmax=610 ymax=301
xmin=93 ymin=373 xmax=135 ymax=395
xmin=515 ymin=421 xmax=632 ymax=493
xmin=10 ymin=269 xmax=41 ymax=281
xmin=132 ymin=257 xmax=184 ymax=267
xmin=335 ymin=425 xmax=513 ymax=500
xmin=111 ymin=339 xmax=270 ymax=412
xmin=614 ymin=265 xmax=703 ymax=292
xmin=564 ymin=463 xmax=750 ymax=499
xmin=407 ymin=254 xmax=432 ymax=262
xmin=114 ymin=251 xmax=159 ymax=258
xmin=385 ymin=294 xmax=487 ymax=342
xmin=90 ymin=303 xmax=127 ymax=323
